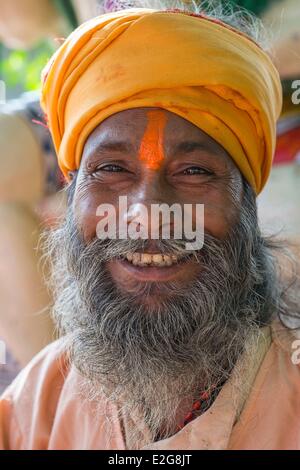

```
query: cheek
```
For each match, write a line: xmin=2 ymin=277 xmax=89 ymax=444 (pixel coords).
xmin=204 ymin=205 xmax=234 ymax=239
xmin=72 ymin=178 xmax=112 ymax=243
xmin=201 ymin=181 xmax=243 ymax=239
xmin=73 ymin=193 xmax=99 ymax=243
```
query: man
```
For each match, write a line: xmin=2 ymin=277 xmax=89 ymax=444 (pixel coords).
xmin=1 ymin=2 xmax=300 ymax=450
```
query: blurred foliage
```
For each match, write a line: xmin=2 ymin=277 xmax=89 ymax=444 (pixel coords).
xmin=231 ymin=0 xmax=280 ymax=16
xmin=0 ymin=0 xmax=280 ymax=97
xmin=0 ymin=0 xmax=78 ymax=97
xmin=0 ymin=41 xmax=55 ymax=95
xmin=53 ymin=0 xmax=78 ymax=29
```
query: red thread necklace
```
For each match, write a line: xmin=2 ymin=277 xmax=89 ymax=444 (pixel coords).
xmin=177 ymin=388 xmax=216 ymax=432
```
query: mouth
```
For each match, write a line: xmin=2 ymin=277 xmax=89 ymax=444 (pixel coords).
xmin=107 ymin=250 xmax=199 ymax=284
xmin=124 ymin=251 xmax=188 ymax=267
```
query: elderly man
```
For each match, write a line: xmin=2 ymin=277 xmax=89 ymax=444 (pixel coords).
xmin=1 ymin=2 xmax=300 ymax=450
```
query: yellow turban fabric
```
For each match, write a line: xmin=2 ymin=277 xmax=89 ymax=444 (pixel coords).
xmin=40 ymin=8 xmax=282 ymax=194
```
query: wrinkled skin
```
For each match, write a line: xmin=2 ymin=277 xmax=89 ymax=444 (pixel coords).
xmin=71 ymin=107 xmax=243 ymax=303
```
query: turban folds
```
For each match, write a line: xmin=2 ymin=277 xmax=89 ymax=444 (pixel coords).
xmin=40 ymin=8 xmax=282 ymax=194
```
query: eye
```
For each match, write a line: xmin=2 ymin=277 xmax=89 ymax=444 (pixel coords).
xmin=97 ymin=164 xmax=127 ymax=173
xmin=182 ymin=166 xmax=213 ymax=176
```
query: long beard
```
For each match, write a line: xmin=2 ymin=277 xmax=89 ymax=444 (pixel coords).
xmin=44 ymin=183 xmax=279 ymax=448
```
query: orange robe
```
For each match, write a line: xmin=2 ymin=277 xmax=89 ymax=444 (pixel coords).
xmin=0 ymin=320 xmax=300 ymax=450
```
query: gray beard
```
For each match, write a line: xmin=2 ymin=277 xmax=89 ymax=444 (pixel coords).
xmin=44 ymin=183 xmax=283 ymax=447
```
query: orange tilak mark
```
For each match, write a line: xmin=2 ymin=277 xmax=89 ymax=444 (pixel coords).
xmin=139 ymin=110 xmax=167 ymax=170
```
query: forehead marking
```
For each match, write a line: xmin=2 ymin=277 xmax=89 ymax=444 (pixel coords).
xmin=138 ymin=109 xmax=167 ymax=170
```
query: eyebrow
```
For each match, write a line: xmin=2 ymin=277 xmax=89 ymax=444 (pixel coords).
xmin=93 ymin=140 xmax=135 ymax=155
xmin=90 ymin=139 xmax=220 ymax=158
xmin=173 ymin=141 xmax=218 ymax=155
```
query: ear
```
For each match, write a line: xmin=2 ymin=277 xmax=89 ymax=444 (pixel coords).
xmin=68 ymin=170 xmax=78 ymax=182
xmin=66 ymin=171 xmax=78 ymax=205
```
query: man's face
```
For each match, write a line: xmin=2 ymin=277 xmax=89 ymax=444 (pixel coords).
xmin=72 ymin=107 xmax=243 ymax=302
xmin=48 ymin=107 xmax=274 ymax=445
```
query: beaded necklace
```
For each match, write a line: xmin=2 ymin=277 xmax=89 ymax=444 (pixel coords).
xmin=177 ymin=386 xmax=220 ymax=432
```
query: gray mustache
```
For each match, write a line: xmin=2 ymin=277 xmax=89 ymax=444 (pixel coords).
xmin=79 ymin=236 xmax=198 ymax=263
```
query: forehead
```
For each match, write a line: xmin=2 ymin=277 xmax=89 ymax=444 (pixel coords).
xmin=82 ymin=107 xmax=235 ymax=168
xmin=85 ymin=107 xmax=214 ymax=142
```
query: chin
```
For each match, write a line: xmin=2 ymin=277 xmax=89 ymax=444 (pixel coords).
xmin=116 ymin=280 xmax=183 ymax=308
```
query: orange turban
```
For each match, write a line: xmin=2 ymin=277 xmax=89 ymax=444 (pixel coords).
xmin=40 ymin=8 xmax=282 ymax=194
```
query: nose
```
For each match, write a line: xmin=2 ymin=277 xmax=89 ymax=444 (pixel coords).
xmin=122 ymin=171 xmax=178 ymax=239
xmin=135 ymin=169 xmax=167 ymax=204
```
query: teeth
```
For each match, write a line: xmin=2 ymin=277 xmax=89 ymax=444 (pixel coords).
xmin=164 ymin=255 xmax=173 ymax=266
xmin=125 ymin=252 xmax=182 ymax=267
xmin=152 ymin=254 xmax=164 ymax=265
xmin=141 ymin=254 xmax=152 ymax=265
xmin=132 ymin=253 xmax=141 ymax=266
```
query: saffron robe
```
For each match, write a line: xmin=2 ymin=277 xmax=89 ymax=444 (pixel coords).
xmin=0 ymin=319 xmax=300 ymax=450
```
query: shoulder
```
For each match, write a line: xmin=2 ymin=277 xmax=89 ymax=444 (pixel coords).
xmin=0 ymin=338 xmax=70 ymax=449
xmin=2 ymin=338 xmax=69 ymax=402
xmin=271 ymin=317 xmax=300 ymax=362
xmin=269 ymin=318 xmax=300 ymax=395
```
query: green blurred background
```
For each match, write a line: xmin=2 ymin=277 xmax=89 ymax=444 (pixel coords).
xmin=0 ymin=0 xmax=77 ymax=98
xmin=0 ymin=0 xmax=279 ymax=99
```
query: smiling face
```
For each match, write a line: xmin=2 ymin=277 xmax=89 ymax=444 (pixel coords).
xmin=47 ymin=107 xmax=278 ymax=445
xmin=72 ymin=107 xmax=243 ymax=301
